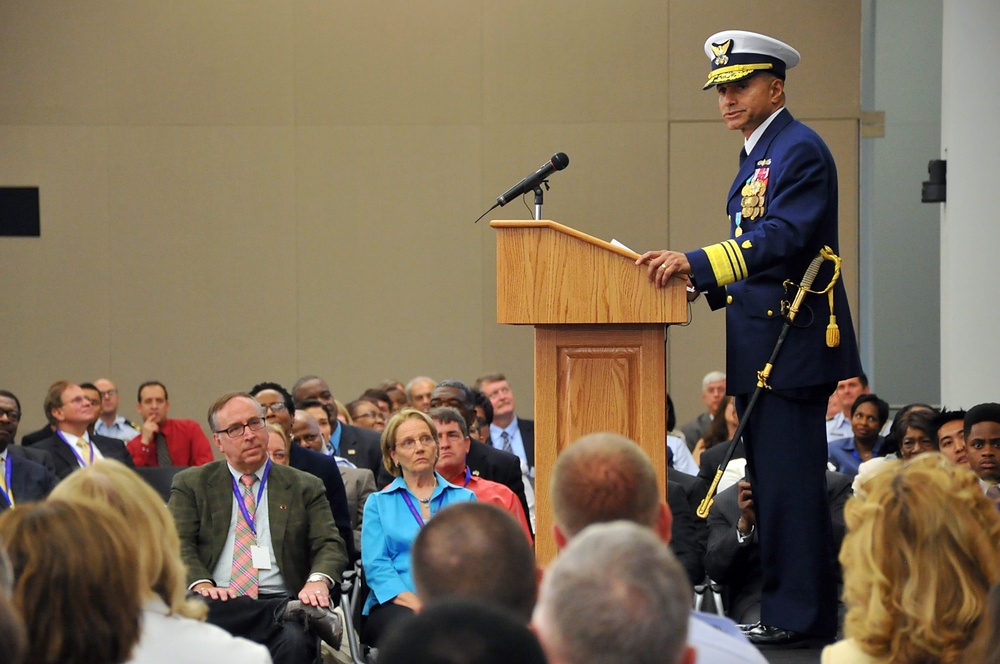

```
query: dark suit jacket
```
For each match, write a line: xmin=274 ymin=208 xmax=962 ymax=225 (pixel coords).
xmin=33 ymin=432 xmax=135 ymax=480
xmin=289 ymin=443 xmax=356 ymax=561
xmin=337 ymin=423 xmax=382 ymax=479
xmin=667 ymin=468 xmax=709 ymax=585
xmin=0 ymin=452 xmax=57 ymax=510
xmin=484 ymin=417 xmax=536 ymax=469
xmin=704 ymin=470 xmax=852 ymax=623
xmin=8 ymin=443 xmax=59 ymax=477
xmin=168 ymin=461 xmax=348 ymax=592
xmin=20 ymin=424 xmax=53 ymax=446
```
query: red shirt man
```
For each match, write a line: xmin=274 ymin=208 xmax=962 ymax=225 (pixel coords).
xmin=431 ymin=407 xmax=532 ymax=543
xmin=127 ymin=381 xmax=214 ymax=467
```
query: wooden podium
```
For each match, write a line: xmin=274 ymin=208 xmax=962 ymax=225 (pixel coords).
xmin=490 ymin=220 xmax=688 ymax=563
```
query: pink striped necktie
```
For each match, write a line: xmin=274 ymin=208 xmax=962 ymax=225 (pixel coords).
xmin=229 ymin=473 xmax=259 ymax=598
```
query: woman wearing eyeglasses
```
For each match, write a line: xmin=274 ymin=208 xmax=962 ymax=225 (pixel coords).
xmin=360 ymin=408 xmax=476 ymax=647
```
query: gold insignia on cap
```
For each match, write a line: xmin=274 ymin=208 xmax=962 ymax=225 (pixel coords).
xmin=711 ymin=40 xmax=732 ymax=66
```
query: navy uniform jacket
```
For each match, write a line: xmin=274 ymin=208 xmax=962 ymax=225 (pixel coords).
xmin=0 ymin=453 xmax=57 ymax=510
xmin=687 ymin=108 xmax=861 ymax=395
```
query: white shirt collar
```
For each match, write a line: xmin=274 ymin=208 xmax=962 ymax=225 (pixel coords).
xmin=744 ymin=106 xmax=786 ymax=156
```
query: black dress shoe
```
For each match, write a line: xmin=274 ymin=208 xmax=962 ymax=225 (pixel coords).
xmin=741 ymin=622 xmax=811 ymax=648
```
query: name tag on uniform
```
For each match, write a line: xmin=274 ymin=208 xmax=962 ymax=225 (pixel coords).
xmin=251 ymin=545 xmax=272 ymax=569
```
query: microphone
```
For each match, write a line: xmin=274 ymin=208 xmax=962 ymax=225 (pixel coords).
xmin=496 ymin=152 xmax=570 ymax=207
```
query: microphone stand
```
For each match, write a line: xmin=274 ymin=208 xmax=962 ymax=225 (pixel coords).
xmin=533 ymin=181 xmax=550 ymax=220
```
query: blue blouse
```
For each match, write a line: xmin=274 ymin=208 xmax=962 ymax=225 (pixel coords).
xmin=361 ymin=472 xmax=476 ymax=613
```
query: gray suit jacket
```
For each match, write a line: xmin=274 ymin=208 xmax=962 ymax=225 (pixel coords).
xmin=168 ymin=461 xmax=348 ymax=592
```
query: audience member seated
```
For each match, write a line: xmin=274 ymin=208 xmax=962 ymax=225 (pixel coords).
xmin=265 ymin=422 xmax=291 ymax=465
xmin=412 ymin=501 xmax=537 ymax=621
xmin=93 ymin=378 xmax=140 ymax=442
xmin=666 ymin=468 xmax=708 ymax=587
xmin=964 ymin=403 xmax=1000 ymax=503
xmin=429 ymin=380 xmax=528 ymax=517
xmin=935 ymin=408 xmax=969 ymax=467
xmin=550 ymin=432 xmax=766 ymax=664
xmin=378 ymin=598 xmax=547 ymax=664
xmin=826 ymin=375 xmax=871 ymax=442
xmin=0 ymin=389 xmax=56 ymax=510
xmin=533 ymin=521 xmax=695 ymax=664
xmin=429 ymin=406 xmax=532 ymax=541
xmin=692 ymin=395 xmax=737 ymax=467
xmin=127 ymin=381 xmax=214 ymax=468
xmin=827 ymin=394 xmax=889 ymax=477
xmin=680 ymin=370 xmax=727 ymax=450
xmin=705 ymin=472 xmax=852 ymax=626
xmin=79 ymin=382 xmax=104 ymax=436
xmin=295 ymin=400 xmax=376 ymax=552
xmin=291 ymin=375 xmax=382 ymax=478
xmin=51 ymin=460 xmax=271 ymax=663
xmin=0 ymin=499 xmax=144 ymax=664
xmin=346 ymin=399 xmax=386 ymax=433
xmin=377 ymin=381 xmax=409 ymax=414
xmin=898 ymin=409 xmax=940 ymax=460
xmin=360 ymin=408 xmax=476 ymax=647
xmin=823 ymin=454 xmax=1000 ymax=663
xmin=360 ymin=389 xmax=393 ymax=419
xmin=405 ymin=376 xmax=436 ymax=413
xmin=168 ymin=392 xmax=348 ymax=663
xmin=34 ymin=380 xmax=134 ymax=479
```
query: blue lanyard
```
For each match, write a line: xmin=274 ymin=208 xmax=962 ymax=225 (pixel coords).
xmin=401 ymin=488 xmax=441 ymax=528
xmin=232 ymin=461 xmax=271 ymax=535
xmin=462 ymin=467 xmax=471 ymax=487
xmin=0 ymin=456 xmax=13 ymax=508
xmin=58 ymin=431 xmax=94 ymax=467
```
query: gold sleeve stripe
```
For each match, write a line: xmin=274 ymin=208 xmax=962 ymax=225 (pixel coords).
xmin=703 ymin=240 xmax=747 ymax=287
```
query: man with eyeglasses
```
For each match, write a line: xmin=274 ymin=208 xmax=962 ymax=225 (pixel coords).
xmin=34 ymin=381 xmax=135 ymax=480
xmin=93 ymin=378 xmax=140 ymax=442
xmin=169 ymin=391 xmax=349 ymax=662
xmin=126 ymin=381 xmax=214 ymax=467
xmin=0 ymin=389 xmax=57 ymax=510
xmin=291 ymin=375 xmax=383 ymax=480
xmin=964 ymin=403 xmax=1000 ymax=507
xmin=252 ymin=382 xmax=356 ymax=562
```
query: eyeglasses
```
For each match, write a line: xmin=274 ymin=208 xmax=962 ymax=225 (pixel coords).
xmin=486 ymin=385 xmax=511 ymax=400
xmin=354 ymin=410 xmax=385 ymax=421
xmin=0 ymin=408 xmax=20 ymax=421
xmin=99 ymin=389 xmax=119 ymax=398
xmin=396 ymin=435 xmax=435 ymax=450
xmin=215 ymin=417 xmax=267 ymax=438
xmin=62 ymin=396 xmax=92 ymax=407
xmin=262 ymin=403 xmax=288 ymax=413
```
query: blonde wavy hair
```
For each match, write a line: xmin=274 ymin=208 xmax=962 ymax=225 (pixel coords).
xmin=840 ymin=453 xmax=1000 ymax=663
xmin=51 ymin=459 xmax=208 ymax=621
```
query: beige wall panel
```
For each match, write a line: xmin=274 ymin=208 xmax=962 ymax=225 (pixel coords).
xmin=294 ymin=125 xmax=485 ymax=401
xmin=483 ymin=0 xmax=670 ymax=124
xmin=0 ymin=127 xmax=111 ymax=432
xmin=294 ymin=0 xmax=483 ymax=125
xmin=105 ymin=1 xmax=295 ymax=126
xmin=0 ymin=1 xmax=110 ymax=125
xmin=668 ymin=1 xmax=861 ymax=121
xmin=104 ymin=126 xmax=297 ymax=425
xmin=666 ymin=121 xmax=729 ymax=424
xmin=480 ymin=122 xmax=671 ymax=417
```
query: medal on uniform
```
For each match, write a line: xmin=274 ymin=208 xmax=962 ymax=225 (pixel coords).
xmin=734 ymin=211 xmax=743 ymax=237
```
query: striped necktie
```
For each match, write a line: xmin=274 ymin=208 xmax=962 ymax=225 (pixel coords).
xmin=230 ymin=474 xmax=259 ymax=598
xmin=76 ymin=439 xmax=92 ymax=466
xmin=500 ymin=430 xmax=512 ymax=453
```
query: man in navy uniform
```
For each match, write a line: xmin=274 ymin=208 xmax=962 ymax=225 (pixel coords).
xmin=638 ymin=30 xmax=861 ymax=645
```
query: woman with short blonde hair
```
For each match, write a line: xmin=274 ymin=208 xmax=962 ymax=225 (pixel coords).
xmin=824 ymin=453 xmax=1000 ymax=663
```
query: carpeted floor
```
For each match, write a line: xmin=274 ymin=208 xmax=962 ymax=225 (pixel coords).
xmin=760 ymin=644 xmax=824 ymax=663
